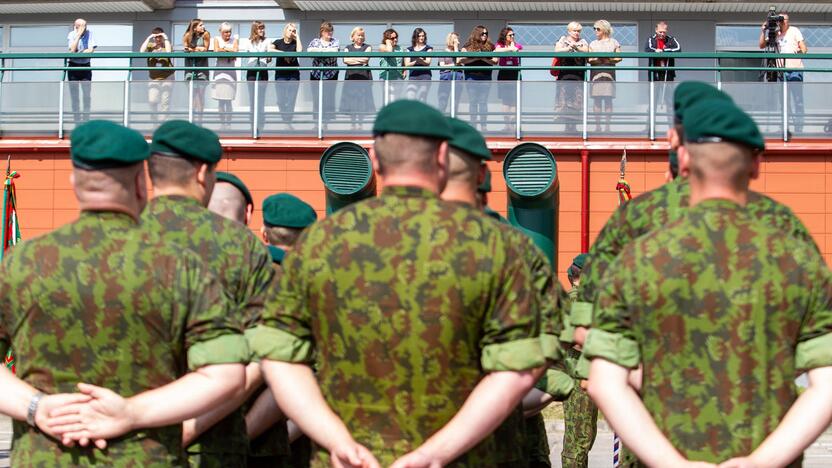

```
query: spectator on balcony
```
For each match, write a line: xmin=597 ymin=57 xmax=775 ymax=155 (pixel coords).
xmin=67 ymin=18 xmax=97 ymax=123
xmin=589 ymin=20 xmax=622 ymax=133
xmin=270 ymin=23 xmax=302 ymax=127
xmin=379 ymin=28 xmax=405 ymax=101
xmin=141 ymin=27 xmax=173 ymax=125
xmin=759 ymin=13 xmax=807 ymax=134
xmin=461 ymin=25 xmax=497 ymax=131
xmin=308 ymin=21 xmax=340 ymax=125
xmin=183 ymin=19 xmax=210 ymax=124
xmin=438 ymin=32 xmax=463 ymax=114
xmin=245 ymin=21 xmax=271 ymax=135
xmin=645 ymin=21 xmax=681 ymax=83
xmin=405 ymin=28 xmax=433 ymax=102
xmin=555 ymin=22 xmax=589 ymax=133
xmin=340 ymin=27 xmax=374 ymax=130
xmin=495 ymin=27 xmax=523 ymax=132
xmin=212 ymin=22 xmax=239 ymax=130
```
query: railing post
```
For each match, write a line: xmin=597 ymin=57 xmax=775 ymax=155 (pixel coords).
xmin=649 ymin=80 xmax=656 ymax=141
xmin=716 ymin=69 xmax=722 ymax=91
xmin=384 ymin=77 xmax=390 ymax=106
xmin=122 ymin=79 xmax=130 ymax=127
xmin=450 ymin=73 xmax=456 ymax=118
xmin=188 ymin=79 xmax=194 ymax=123
xmin=253 ymin=77 xmax=260 ymax=139
xmin=317 ymin=77 xmax=324 ymax=140
xmin=515 ymin=76 xmax=521 ymax=140
xmin=582 ymin=70 xmax=589 ymax=141
xmin=58 ymin=60 xmax=66 ymax=139
xmin=782 ymin=78 xmax=789 ymax=141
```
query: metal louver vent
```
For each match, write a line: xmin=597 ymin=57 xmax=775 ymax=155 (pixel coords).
xmin=503 ymin=143 xmax=556 ymax=197
xmin=320 ymin=142 xmax=372 ymax=195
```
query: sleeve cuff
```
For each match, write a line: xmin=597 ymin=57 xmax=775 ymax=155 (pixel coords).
xmin=244 ymin=328 xmax=260 ymax=363
xmin=582 ymin=329 xmax=641 ymax=369
xmin=533 ymin=369 xmax=575 ymax=400
xmin=560 ymin=319 xmax=576 ymax=344
xmin=481 ymin=338 xmax=546 ymax=372
xmin=574 ymin=353 xmax=590 ymax=380
xmin=188 ymin=334 xmax=250 ymax=370
xmin=570 ymin=301 xmax=594 ymax=327
xmin=251 ymin=325 xmax=315 ymax=363
xmin=796 ymin=333 xmax=832 ymax=371
xmin=540 ymin=333 xmax=561 ymax=362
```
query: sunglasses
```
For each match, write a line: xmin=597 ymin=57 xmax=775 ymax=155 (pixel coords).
xmin=481 ymin=32 xmax=489 ymax=36
xmin=594 ymin=27 xmax=602 ymax=31
xmin=507 ymin=33 xmax=515 ymax=37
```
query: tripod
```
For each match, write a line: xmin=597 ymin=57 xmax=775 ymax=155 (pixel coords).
xmin=762 ymin=32 xmax=782 ymax=83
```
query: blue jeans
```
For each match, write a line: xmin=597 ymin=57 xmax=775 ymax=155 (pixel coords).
xmin=438 ymin=71 xmax=463 ymax=114
xmin=274 ymin=75 xmax=299 ymax=123
xmin=465 ymin=74 xmax=491 ymax=128
xmin=780 ymin=71 xmax=804 ymax=132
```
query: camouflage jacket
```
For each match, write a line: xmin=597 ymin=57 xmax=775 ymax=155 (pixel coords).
xmin=0 ymin=211 xmax=247 ymax=467
xmin=252 ymin=186 xmax=546 ymax=466
xmin=583 ymin=199 xmax=832 ymax=464
xmin=142 ymin=195 xmax=276 ymax=457
xmin=570 ymin=177 xmax=818 ymax=329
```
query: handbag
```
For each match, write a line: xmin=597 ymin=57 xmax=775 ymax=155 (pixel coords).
xmin=550 ymin=56 xmax=560 ymax=78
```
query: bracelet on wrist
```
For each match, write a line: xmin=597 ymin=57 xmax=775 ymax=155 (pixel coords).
xmin=27 ymin=392 xmax=44 ymax=428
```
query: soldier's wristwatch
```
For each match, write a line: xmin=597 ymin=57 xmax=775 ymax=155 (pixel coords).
xmin=27 ymin=392 xmax=44 ymax=428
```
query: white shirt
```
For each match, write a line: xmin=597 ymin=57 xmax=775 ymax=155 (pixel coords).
xmin=67 ymin=29 xmax=97 ymax=64
xmin=776 ymin=26 xmax=804 ymax=69
xmin=243 ymin=38 xmax=270 ymax=67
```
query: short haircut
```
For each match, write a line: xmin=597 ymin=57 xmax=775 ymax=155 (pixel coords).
xmin=152 ymin=27 xmax=164 ymax=35
xmin=148 ymin=153 xmax=212 ymax=187
xmin=567 ymin=22 xmax=583 ymax=32
xmin=351 ymin=27 xmax=364 ymax=40
xmin=567 ymin=264 xmax=582 ymax=285
xmin=373 ymin=133 xmax=441 ymax=176
xmin=264 ymin=225 xmax=304 ymax=246
xmin=219 ymin=22 xmax=232 ymax=33
xmin=446 ymin=147 xmax=480 ymax=187
xmin=685 ymin=141 xmax=754 ymax=191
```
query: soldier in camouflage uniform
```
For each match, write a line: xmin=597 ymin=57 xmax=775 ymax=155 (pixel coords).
xmin=252 ymin=100 xmax=547 ymax=467
xmin=208 ymin=171 xmax=254 ymax=225
xmin=245 ymin=192 xmax=317 ymax=468
xmin=561 ymin=254 xmax=597 ymax=468
xmin=441 ymin=116 xmax=573 ymax=468
xmin=585 ymin=99 xmax=832 ymax=466
xmin=0 ymin=121 xmax=247 ymax=466
xmin=141 ymin=120 xmax=278 ymax=468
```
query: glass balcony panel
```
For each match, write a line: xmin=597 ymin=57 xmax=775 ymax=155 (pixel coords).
xmin=61 ymin=81 xmax=125 ymax=133
xmin=586 ymin=82 xmax=650 ymax=138
xmin=126 ymin=80 xmax=191 ymax=134
xmin=0 ymin=82 xmax=60 ymax=136
xmin=792 ymin=82 xmax=832 ymax=138
xmin=721 ymin=82 xmax=784 ymax=138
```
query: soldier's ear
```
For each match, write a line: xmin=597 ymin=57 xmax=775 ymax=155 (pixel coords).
xmin=677 ymin=145 xmax=691 ymax=179
xmin=260 ymin=225 xmax=268 ymax=243
xmin=749 ymin=152 xmax=762 ymax=181
xmin=245 ymin=204 xmax=254 ymax=226
xmin=369 ymin=145 xmax=382 ymax=175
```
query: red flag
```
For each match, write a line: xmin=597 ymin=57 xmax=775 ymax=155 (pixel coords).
xmin=2 ymin=156 xmax=20 ymax=373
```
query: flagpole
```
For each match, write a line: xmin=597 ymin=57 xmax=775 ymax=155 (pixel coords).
xmin=1 ymin=155 xmax=10 ymax=261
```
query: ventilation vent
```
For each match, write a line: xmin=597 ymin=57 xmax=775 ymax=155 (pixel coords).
xmin=320 ymin=142 xmax=372 ymax=195
xmin=503 ymin=143 xmax=556 ymax=197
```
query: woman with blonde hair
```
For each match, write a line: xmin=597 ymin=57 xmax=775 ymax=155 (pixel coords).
xmin=212 ymin=22 xmax=239 ymax=129
xmin=183 ymin=18 xmax=210 ymax=122
xmin=307 ymin=21 xmax=340 ymax=124
xmin=270 ymin=23 xmax=302 ymax=126
xmin=588 ymin=19 xmax=622 ymax=132
xmin=245 ymin=21 xmax=270 ymax=134
xmin=555 ymin=21 xmax=589 ymax=133
xmin=438 ymin=32 xmax=463 ymax=113
xmin=340 ymin=27 xmax=375 ymax=130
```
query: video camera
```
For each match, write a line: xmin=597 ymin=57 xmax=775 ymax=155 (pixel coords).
xmin=765 ymin=6 xmax=785 ymax=45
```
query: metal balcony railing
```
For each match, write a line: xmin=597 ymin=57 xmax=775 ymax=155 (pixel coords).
xmin=0 ymin=51 xmax=829 ymax=140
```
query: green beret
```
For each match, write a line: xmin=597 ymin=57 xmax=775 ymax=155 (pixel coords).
xmin=150 ymin=120 xmax=222 ymax=163
xmin=70 ymin=120 xmax=149 ymax=170
xmin=447 ymin=117 xmax=492 ymax=160
xmin=682 ymin=100 xmax=765 ymax=152
xmin=673 ymin=81 xmax=733 ymax=123
xmin=262 ymin=193 xmax=317 ymax=228
xmin=215 ymin=172 xmax=253 ymax=207
xmin=267 ymin=245 xmax=286 ymax=265
xmin=373 ymin=100 xmax=453 ymax=140
xmin=571 ymin=253 xmax=588 ymax=270
xmin=478 ymin=168 xmax=492 ymax=193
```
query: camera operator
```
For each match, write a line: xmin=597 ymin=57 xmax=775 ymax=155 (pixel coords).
xmin=759 ymin=12 xmax=807 ymax=133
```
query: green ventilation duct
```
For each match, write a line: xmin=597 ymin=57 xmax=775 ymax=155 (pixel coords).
xmin=319 ymin=142 xmax=376 ymax=214
xmin=503 ymin=142 xmax=559 ymax=267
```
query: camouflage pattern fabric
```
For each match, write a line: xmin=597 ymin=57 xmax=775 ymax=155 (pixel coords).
xmin=0 ymin=211 xmax=247 ymax=466
xmin=523 ymin=413 xmax=551 ymax=468
xmin=584 ymin=199 xmax=832 ymax=464
xmin=561 ymin=349 xmax=597 ymax=468
xmin=253 ymin=186 xmax=546 ymax=466
xmin=493 ymin=406 xmax=527 ymax=465
xmin=571 ymin=177 xmax=819 ymax=332
xmin=142 ymin=195 xmax=278 ymax=462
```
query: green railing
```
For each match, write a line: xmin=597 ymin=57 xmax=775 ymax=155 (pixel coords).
xmin=0 ymin=51 xmax=828 ymax=140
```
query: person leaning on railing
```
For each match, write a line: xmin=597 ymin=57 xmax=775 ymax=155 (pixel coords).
xmin=340 ymin=27 xmax=375 ymax=130
xmin=244 ymin=21 xmax=271 ymax=134
xmin=67 ymin=18 xmax=97 ymax=123
xmin=404 ymin=28 xmax=433 ymax=102
xmin=437 ymin=32 xmax=463 ymax=114
xmin=140 ymin=27 xmax=173 ymax=124
xmin=211 ymin=22 xmax=239 ymax=130
xmin=495 ymin=27 xmax=523 ymax=133
xmin=307 ymin=21 xmax=340 ymax=124
xmin=182 ymin=18 xmax=210 ymax=124
xmin=461 ymin=25 xmax=497 ymax=132
xmin=554 ymin=22 xmax=589 ymax=133
xmin=588 ymin=20 xmax=621 ymax=133
xmin=269 ymin=23 xmax=302 ymax=127
xmin=379 ymin=28 xmax=405 ymax=101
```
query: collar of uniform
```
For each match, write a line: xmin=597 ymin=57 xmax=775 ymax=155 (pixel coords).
xmin=149 ymin=194 xmax=204 ymax=210
xmin=79 ymin=210 xmax=139 ymax=227
xmin=381 ymin=185 xmax=438 ymax=199
xmin=689 ymin=198 xmax=745 ymax=214
xmin=268 ymin=245 xmax=285 ymax=264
